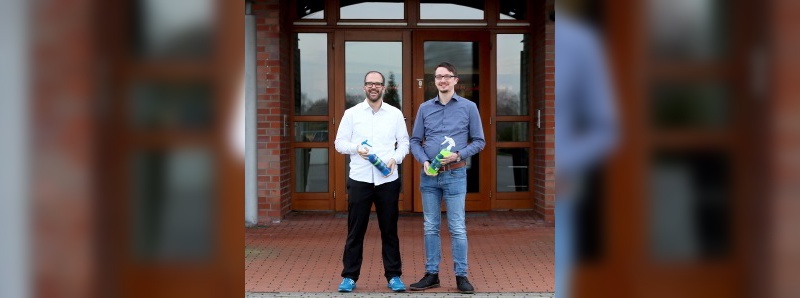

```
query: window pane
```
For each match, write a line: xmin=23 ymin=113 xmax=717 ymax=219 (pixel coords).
xmin=651 ymin=83 xmax=729 ymax=129
xmin=132 ymin=148 xmax=215 ymax=260
xmin=340 ymin=0 xmax=404 ymax=19
xmin=295 ymin=148 xmax=328 ymax=192
xmin=295 ymin=33 xmax=329 ymax=115
xmin=496 ymin=148 xmax=529 ymax=192
xmin=345 ymin=42 xmax=403 ymax=109
xmin=296 ymin=0 xmax=324 ymax=19
xmin=649 ymin=150 xmax=731 ymax=261
xmin=420 ymin=0 xmax=485 ymax=20
xmin=423 ymin=41 xmax=479 ymax=103
xmin=496 ymin=34 xmax=529 ymax=116
xmin=499 ymin=0 xmax=527 ymax=20
xmin=130 ymin=81 xmax=213 ymax=131
xmin=648 ymin=0 xmax=728 ymax=60
xmin=294 ymin=122 xmax=329 ymax=142
xmin=496 ymin=122 xmax=529 ymax=142
xmin=133 ymin=0 xmax=213 ymax=59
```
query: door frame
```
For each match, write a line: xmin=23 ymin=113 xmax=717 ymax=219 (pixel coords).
xmin=332 ymin=30 xmax=414 ymax=212
xmin=410 ymin=30 xmax=493 ymax=212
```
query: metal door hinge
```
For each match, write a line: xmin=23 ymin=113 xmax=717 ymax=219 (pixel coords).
xmin=333 ymin=191 xmax=336 ymax=199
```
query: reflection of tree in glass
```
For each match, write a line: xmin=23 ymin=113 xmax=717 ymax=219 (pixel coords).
xmin=497 ymin=88 xmax=521 ymax=116
xmin=384 ymin=72 xmax=401 ymax=109
xmin=301 ymin=121 xmax=328 ymax=142
xmin=300 ymin=93 xmax=328 ymax=115
xmin=345 ymin=93 xmax=362 ymax=109
xmin=498 ymin=124 xmax=513 ymax=141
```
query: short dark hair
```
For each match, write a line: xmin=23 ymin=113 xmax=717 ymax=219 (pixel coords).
xmin=364 ymin=71 xmax=385 ymax=83
xmin=434 ymin=62 xmax=457 ymax=77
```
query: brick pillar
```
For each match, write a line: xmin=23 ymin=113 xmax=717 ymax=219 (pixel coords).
xmin=768 ymin=0 xmax=800 ymax=296
xmin=533 ymin=0 xmax=556 ymax=225
xmin=31 ymin=0 xmax=96 ymax=295
xmin=254 ymin=0 xmax=291 ymax=223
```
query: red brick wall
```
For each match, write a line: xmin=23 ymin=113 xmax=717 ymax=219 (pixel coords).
xmin=768 ymin=0 xmax=800 ymax=296
xmin=533 ymin=0 xmax=556 ymax=225
xmin=253 ymin=0 xmax=291 ymax=223
xmin=32 ymin=0 xmax=97 ymax=295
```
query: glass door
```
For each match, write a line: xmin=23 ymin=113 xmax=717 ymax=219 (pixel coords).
xmin=332 ymin=31 xmax=413 ymax=211
xmin=412 ymin=31 xmax=491 ymax=211
xmin=291 ymin=32 xmax=334 ymax=210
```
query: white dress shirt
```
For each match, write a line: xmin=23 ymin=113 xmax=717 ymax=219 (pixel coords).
xmin=335 ymin=99 xmax=410 ymax=185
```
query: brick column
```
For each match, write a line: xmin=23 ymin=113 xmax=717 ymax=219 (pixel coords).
xmin=533 ymin=0 xmax=556 ymax=225
xmin=31 ymin=0 xmax=96 ymax=295
xmin=767 ymin=0 xmax=800 ymax=296
xmin=253 ymin=0 xmax=291 ymax=223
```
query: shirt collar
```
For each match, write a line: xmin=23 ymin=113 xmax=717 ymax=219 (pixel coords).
xmin=360 ymin=99 xmax=387 ymax=111
xmin=434 ymin=93 xmax=462 ymax=105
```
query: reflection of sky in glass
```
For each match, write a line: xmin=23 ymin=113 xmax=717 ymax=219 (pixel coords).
xmin=420 ymin=4 xmax=484 ymax=19
xmin=424 ymin=42 xmax=474 ymax=74
xmin=341 ymin=2 xmax=404 ymax=19
xmin=648 ymin=0 xmax=722 ymax=59
xmin=496 ymin=34 xmax=527 ymax=115
xmin=141 ymin=0 xmax=211 ymax=56
xmin=298 ymin=33 xmax=328 ymax=103
xmin=423 ymin=41 xmax=477 ymax=101
xmin=345 ymin=42 xmax=402 ymax=106
xmin=496 ymin=34 xmax=523 ymax=92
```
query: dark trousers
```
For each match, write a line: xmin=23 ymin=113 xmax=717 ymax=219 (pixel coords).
xmin=341 ymin=178 xmax=402 ymax=282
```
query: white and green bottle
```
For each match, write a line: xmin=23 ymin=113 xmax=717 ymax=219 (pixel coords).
xmin=426 ymin=136 xmax=456 ymax=175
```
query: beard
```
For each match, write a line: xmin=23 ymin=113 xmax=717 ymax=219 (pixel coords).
xmin=365 ymin=89 xmax=383 ymax=102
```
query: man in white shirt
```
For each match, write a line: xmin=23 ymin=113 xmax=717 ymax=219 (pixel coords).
xmin=334 ymin=71 xmax=410 ymax=293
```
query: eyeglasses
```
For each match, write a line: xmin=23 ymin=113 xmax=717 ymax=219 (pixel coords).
xmin=434 ymin=74 xmax=457 ymax=80
xmin=364 ymin=82 xmax=384 ymax=87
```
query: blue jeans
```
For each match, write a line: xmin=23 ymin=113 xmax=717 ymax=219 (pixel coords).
xmin=555 ymin=196 xmax=576 ymax=298
xmin=419 ymin=167 xmax=468 ymax=277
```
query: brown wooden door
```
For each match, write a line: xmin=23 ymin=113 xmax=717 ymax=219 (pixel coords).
xmin=331 ymin=31 xmax=414 ymax=211
xmin=411 ymin=30 xmax=492 ymax=212
xmin=574 ymin=0 xmax=754 ymax=296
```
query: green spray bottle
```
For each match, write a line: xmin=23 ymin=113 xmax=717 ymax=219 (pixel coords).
xmin=426 ymin=136 xmax=456 ymax=175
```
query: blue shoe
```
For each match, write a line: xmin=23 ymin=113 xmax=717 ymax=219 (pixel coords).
xmin=387 ymin=276 xmax=406 ymax=292
xmin=338 ymin=277 xmax=356 ymax=292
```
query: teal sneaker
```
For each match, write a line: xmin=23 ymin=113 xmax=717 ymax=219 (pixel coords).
xmin=387 ymin=276 xmax=406 ymax=292
xmin=338 ymin=277 xmax=356 ymax=292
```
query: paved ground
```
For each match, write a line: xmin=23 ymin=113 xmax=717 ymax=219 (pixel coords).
xmin=245 ymin=211 xmax=553 ymax=296
xmin=246 ymin=293 xmax=554 ymax=297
